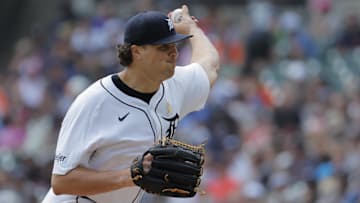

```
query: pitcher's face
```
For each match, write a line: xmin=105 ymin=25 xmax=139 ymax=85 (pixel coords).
xmin=140 ymin=43 xmax=178 ymax=81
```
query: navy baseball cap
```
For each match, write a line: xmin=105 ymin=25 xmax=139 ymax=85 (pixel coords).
xmin=124 ymin=11 xmax=192 ymax=45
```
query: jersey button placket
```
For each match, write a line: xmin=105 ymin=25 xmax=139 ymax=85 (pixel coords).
xmin=147 ymin=107 xmax=163 ymax=141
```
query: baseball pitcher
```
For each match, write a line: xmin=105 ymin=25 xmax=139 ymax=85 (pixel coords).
xmin=42 ymin=5 xmax=219 ymax=203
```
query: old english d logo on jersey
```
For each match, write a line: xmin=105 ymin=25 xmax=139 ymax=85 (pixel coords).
xmin=163 ymin=113 xmax=179 ymax=138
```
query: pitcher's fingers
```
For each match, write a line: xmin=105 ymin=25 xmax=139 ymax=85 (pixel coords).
xmin=143 ymin=154 xmax=153 ymax=174
xmin=181 ymin=5 xmax=189 ymax=15
xmin=144 ymin=153 xmax=153 ymax=161
xmin=191 ymin=16 xmax=199 ymax=23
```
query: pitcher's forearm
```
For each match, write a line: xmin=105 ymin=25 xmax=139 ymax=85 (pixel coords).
xmin=189 ymin=26 xmax=220 ymax=86
xmin=52 ymin=166 xmax=134 ymax=196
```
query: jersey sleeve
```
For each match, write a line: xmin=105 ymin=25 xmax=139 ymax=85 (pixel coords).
xmin=173 ymin=63 xmax=210 ymax=118
xmin=52 ymin=91 xmax=101 ymax=175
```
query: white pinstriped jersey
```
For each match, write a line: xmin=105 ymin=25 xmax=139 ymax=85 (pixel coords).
xmin=42 ymin=63 xmax=210 ymax=203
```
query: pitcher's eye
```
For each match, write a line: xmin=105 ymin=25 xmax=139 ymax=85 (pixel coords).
xmin=157 ymin=44 xmax=176 ymax=51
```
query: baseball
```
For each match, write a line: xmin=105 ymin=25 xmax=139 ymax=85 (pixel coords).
xmin=171 ymin=8 xmax=183 ymax=23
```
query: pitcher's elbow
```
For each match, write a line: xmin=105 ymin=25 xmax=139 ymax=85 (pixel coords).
xmin=212 ymin=54 xmax=220 ymax=71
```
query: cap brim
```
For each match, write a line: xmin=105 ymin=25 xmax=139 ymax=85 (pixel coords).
xmin=151 ymin=33 xmax=193 ymax=45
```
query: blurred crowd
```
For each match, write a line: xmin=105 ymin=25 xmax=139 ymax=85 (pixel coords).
xmin=1 ymin=0 xmax=360 ymax=202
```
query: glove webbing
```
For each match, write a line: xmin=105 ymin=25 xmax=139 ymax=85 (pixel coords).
xmin=160 ymin=137 xmax=205 ymax=155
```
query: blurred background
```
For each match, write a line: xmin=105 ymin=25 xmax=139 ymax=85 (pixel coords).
xmin=0 ymin=0 xmax=360 ymax=202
